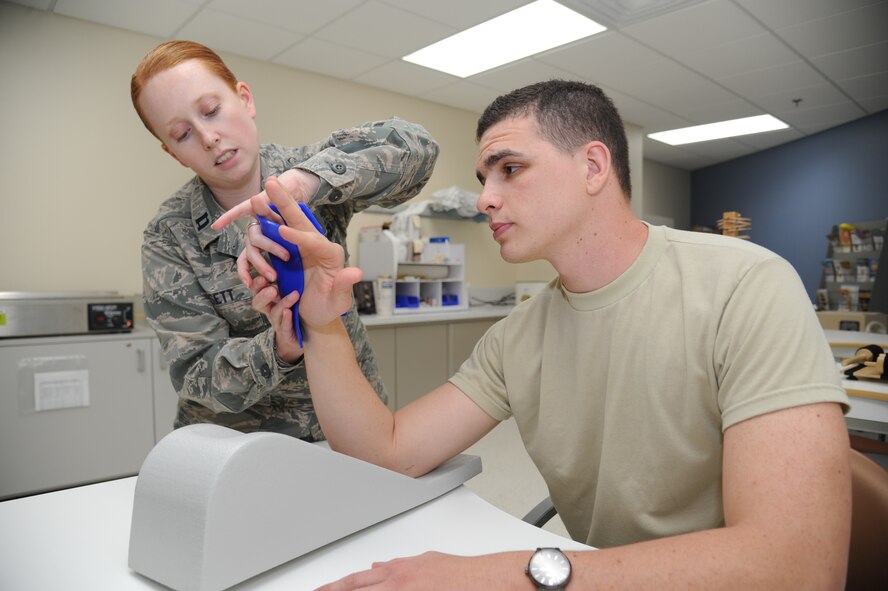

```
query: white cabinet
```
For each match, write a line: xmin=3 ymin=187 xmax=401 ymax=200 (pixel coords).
xmin=448 ymin=320 xmax=495 ymax=375
xmin=366 ymin=326 xmax=397 ymax=410
xmin=395 ymin=324 xmax=449 ymax=407
xmin=0 ymin=334 xmax=156 ymax=499
xmin=151 ymin=338 xmax=178 ymax=442
xmin=366 ymin=317 xmax=498 ymax=409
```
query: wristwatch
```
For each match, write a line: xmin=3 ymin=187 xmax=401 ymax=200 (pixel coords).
xmin=526 ymin=547 xmax=572 ymax=590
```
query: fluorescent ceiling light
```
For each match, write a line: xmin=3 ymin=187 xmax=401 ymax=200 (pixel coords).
xmin=402 ymin=0 xmax=606 ymax=78
xmin=648 ymin=114 xmax=789 ymax=145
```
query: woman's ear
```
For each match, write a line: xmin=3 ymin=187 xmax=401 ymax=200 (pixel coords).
xmin=583 ymin=141 xmax=611 ymax=194
xmin=237 ymin=81 xmax=257 ymax=119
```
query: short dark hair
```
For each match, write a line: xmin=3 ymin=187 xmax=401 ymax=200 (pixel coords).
xmin=476 ymin=80 xmax=631 ymax=197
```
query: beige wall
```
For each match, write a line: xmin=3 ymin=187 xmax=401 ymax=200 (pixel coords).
xmin=0 ymin=3 xmax=684 ymax=297
xmin=643 ymin=160 xmax=691 ymax=230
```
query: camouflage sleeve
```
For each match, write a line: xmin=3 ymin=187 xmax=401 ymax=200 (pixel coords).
xmin=142 ymin=219 xmax=290 ymax=414
xmin=284 ymin=117 xmax=439 ymax=211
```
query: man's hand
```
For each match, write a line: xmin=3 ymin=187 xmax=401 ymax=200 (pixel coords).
xmin=314 ymin=552 xmax=517 ymax=591
xmin=211 ymin=169 xmax=321 ymax=287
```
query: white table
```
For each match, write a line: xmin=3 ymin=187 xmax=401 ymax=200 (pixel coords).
xmin=844 ymin=379 xmax=888 ymax=436
xmin=822 ymin=330 xmax=888 ymax=435
xmin=824 ymin=329 xmax=888 ymax=361
xmin=0 ymin=476 xmax=588 ymax=591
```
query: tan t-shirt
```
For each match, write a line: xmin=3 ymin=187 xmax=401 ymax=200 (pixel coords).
xmin=450 ymin=225 xmax=848 ymax=548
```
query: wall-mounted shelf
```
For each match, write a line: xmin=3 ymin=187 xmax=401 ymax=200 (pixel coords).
xmin=359 ymin=236 xmax=469 ymax=315
xmin=819 ymin=219 xmax=886 ymax=313
xmin=363 ymin=203 xmax=487 ymax=223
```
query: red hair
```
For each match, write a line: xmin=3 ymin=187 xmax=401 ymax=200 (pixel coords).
xmin=131 ymin=40 xmax=238 ymax=138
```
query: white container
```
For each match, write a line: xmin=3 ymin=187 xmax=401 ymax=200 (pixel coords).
xmin=424 ymin=237 xmax=451 ymax=263
xmin=374 ymin=278 xmax=394 ymax=316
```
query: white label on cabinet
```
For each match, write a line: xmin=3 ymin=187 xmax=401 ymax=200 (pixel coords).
xmin=34 ymin=370 xmax=90 ymax=411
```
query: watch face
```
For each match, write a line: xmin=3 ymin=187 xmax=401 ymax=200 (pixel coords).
xmin=528 ymin=548 xmax=571 ymax=587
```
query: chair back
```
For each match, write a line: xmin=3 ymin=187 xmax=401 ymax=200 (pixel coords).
xmin=847 ymin=448 xmax=888 ymax=590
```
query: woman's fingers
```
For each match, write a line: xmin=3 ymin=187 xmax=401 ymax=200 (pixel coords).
xmin=211 ymin=200 xmax=253 ymax=230
xmin=249 ymin=227 xmax=291 ymax=261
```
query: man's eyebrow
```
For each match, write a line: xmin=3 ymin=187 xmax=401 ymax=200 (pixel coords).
xmin=484 ymin=149 xmax=521 ymax=169
xmin=476 ymin=149 xmax=522 ymax=185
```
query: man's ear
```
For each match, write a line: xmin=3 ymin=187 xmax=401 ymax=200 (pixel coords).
xmin=161 ymin=143 xmax=187 ymax=167
xmin=236 ymin=81 xmax=257 ymax=119
xmin=583 ymin=141 xmax=611 ymax=194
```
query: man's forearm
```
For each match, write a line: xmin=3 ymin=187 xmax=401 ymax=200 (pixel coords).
xmin=302 ymin=319 xmax=400 ymax=469
xmin=438 ymin=521 xmax=843 ymax=591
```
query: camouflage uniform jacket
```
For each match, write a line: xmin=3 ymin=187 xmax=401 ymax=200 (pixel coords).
xmin=142 ymin=117 xmax=439 ymax=440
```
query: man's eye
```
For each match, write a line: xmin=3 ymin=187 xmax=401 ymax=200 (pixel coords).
xmin=503 ymin=164 xmax=519 ymax=175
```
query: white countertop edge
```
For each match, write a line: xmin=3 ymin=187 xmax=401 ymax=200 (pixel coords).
xmin=360 ymin=305 xmax=513 ymax=327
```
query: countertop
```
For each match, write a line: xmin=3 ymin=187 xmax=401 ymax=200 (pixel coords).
xmin=359 ymin=304 xmax=513 ymax=327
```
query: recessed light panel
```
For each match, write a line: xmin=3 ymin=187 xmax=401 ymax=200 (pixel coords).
xmin=648 ymin=115 xmax=789 ymax=145
xmin=402 ymin=0 xmax=606 ymax=78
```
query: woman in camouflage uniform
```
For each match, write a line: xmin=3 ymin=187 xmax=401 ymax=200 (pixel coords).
xmin=131 ymin=40 xmax=438 ymax=440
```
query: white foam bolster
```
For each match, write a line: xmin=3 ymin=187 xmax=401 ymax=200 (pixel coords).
xmin=128 ymin=424 xmax=481 ymax=591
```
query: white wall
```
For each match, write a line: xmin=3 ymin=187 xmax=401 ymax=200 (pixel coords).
xmin=0 ymin=2 xmax=687 ymax=297
xmin=643 ymin=159 xmax=691 ymax=230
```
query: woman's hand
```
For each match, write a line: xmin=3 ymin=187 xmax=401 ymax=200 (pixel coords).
xmin=249 ymin=275 xmax=303 ymax=363
xmin=211 ymin=169 xmax=321 ymax=287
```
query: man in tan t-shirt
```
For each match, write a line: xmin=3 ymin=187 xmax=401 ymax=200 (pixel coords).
xmin=218 ymin=80 xmax=851 ymax=590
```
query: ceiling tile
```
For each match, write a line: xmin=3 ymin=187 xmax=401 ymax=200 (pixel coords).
xmin=273 ymin=37 xmax=390 ymax=80
xmin=205 ymin=0 xmax=364 ymax=34
xmin=178 ymin=8 xmax=304 ymax=61
xmin=678 ymin=99 xmax=763 ymax=125
xmin=352 ymin=59 xmax=455 ymax=97
xmin=603 ymin=87 xmax=693 ymax=131
xmin=54 ymin=0 xmax=200 ymax=38
xmin=779 ymin=101 xmax=866 ymax=131
xmin=858 ymin=96 xmax=888 ymax=113
xmin=313 ymin=0 xmax=455 ymax=59
xmin=379 ymin=0 xmax=528 ymax=29
xmin=535 ymin=32 xmax=664 ymax=81
xmin=650 ymin=82 xmax=745 ymax=121
xmin=566 ymin=0 xmax=709 ymax=28
xmin=675 ymin=33 xmax=799 ymax=79
xmin=837 ymin=71 xmax=888 ymax=101
xmin=718 ymin=61 xmax=829 ymax=99
xmin=622 ymin=0 xmax=764 ymax=55
xmin=7 ymin=0 xmax=53 ymax=9
xmin=732 ymin=127 xmax=804 ymax=150
xmin=754 ymin=83 xmax=852 ymax=115
xmin=418 ymin=81 xmax=501 ymax=113
xmin=735 ymin=0 xmax=884 ymax=30
xmin=592 ymin=57 xmax=711 ymax=97
xmin=777 ymin=2 xmax=888 ymax=57
xmin=811 ymin=41 xmax=888 ymax=81
xmin=469 ymin=58 xmax=581 ymax=93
